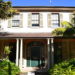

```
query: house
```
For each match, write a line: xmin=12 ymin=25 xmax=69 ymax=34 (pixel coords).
xmin=0 ymin=6 xmax=75 ymax=72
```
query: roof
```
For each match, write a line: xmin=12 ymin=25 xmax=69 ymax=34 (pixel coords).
xmin=0 ymin=33 xmax=52 ymax=38
xmin=0 ymin=32 xmax=75 ymax=39
xmin=13 ymin=6 xmax=75 ymax=12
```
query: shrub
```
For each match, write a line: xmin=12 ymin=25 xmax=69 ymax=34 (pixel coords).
xmin=52 ymin=28 xmax=66 ymax=35
xmin=48 ymin=58 xmax=75 ymax=75
xmin=0 ymin=59 xmax=20 ymax=75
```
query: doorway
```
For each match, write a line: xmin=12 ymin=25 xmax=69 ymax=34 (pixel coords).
xmin=27 ymin=41 xmax=45 ymax=67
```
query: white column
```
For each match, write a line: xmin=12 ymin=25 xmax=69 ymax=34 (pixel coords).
xmin=19 ymin=38 xmax=23 ymax=69
xmin=16 ymin=38 xmax=19 ymax=66
xmin=47 ymin=38 xmax=50 ymax=69
xmin=51 ymin=38 xmax=54 ymax=67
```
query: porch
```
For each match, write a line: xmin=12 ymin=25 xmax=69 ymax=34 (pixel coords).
xmin=0 ymin=33 xmax=75 ymax=72
xmin=0 ymin=37 xmax=54 ymax=72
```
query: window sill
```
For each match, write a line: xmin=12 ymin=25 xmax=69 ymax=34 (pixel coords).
xmin=28 ymin=26 xmax=43 ymax=28
xmin=8 ymin=27 xmax=21 ymax=28
xmin=51 ymin=26 xmax=60 ymax=28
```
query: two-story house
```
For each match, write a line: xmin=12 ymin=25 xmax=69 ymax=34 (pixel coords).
xmin=0 ymin=6 xmax=75 ymax=72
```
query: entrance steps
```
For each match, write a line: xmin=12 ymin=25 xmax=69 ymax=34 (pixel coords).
xmin=20 ymin=72 xmax=48 ymax=75
xmin=20 ymin=68 xmax=48 ymax=75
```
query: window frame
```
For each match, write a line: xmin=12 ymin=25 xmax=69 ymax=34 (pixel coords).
xmin=51 ymin=13 xmax=60 ymax=27
xmin=31 ymin=13 xmax=40 ymax=27
xmin=12 ymin=14 xmax=21 ymax=27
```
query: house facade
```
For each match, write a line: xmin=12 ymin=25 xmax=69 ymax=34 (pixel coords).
xmin=0 ymin=6 xmax=75 ymax=72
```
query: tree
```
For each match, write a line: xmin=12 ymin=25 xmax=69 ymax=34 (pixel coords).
xmin=0 ymin=0 xmax=16 ymax=19
xmin=52 ymin=13 xmax=75 ymax=36
xmin=4 ymin=46 xmax=11 ymax=59
xmin=52 ymin=21 xmax=73 ymax=36
xmin=0 ymin=0 xmax=16 ymax=59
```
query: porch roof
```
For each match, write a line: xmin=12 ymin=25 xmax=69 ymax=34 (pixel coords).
xmin=0 ymin=33 xmax=53 ymax=38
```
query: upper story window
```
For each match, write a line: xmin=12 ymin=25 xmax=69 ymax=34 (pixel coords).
xmin=51 ymin=13 xmax=60 ymax=27
xmin=8 ymin=13 xmax=23 ymax=28
xmin=32 ymin=13 xmax=39 ymax=27
xmin=12 ymin=14 xmax=20 ymax=27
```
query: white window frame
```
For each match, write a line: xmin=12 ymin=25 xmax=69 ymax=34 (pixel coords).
xmin=12 ymin=14 xmax=20 ymax=27
xmin=51 ymin=13 xmax=60 ymax=27
xmin=31 ymin=13 xmax=40 ymax=27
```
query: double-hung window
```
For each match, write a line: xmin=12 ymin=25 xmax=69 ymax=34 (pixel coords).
xmin=51 ymin=13 xmax=60 ymax=27
xmin=32 ymin=13 xmax=39 ymax=27
xmin=12 ymin=14 xmax=20 ymax=27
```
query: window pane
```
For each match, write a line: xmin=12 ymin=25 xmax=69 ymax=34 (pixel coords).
xmin=32 ymin=13 xmax=39 ymax=26
xmin=32 ymin=21 xmax=39 ymax=24
xmin=12 ymin=20 xmax=20 ymax=27
xmin=12 ymin=14 xmax=20 ymax=20
xmin=51 ymin=13 xmax=59 ymax=27
xmin=12 ymin=14 xmax=20 ymax=27
xmin=32 ymin=15 xmax=36 ymax=20
xmin=52 ymin=23 xmax=59 ymax=25
xmin=52 ymin=21 xmax=59 ymax=23
xmin=32 ymin=24 xmax=39 ymax=26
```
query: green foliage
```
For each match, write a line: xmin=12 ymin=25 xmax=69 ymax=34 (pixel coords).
xmin=61 ymin=21 xmax=73 ymax=28
xmin=52 ymin=27 xmax=66 ymax=36
xmin=4 ymin=46 xmax=11 ymax=55
xmin=0 ymin=60 xmax=20 ymax=75
xmin=63 ymin=27 xmax=75 ymax=36
xmin=0 ymin=0 xmax=16 ymax=19
xmin=48 ymin=58 xmax=75 ymax=75
xmin=52 ymin=21 xmax=74 ymax=36
xmin=4 ymin=46 xmax=11 ymax=59
xmin=0 ymin=0 xmax=3 ymax=2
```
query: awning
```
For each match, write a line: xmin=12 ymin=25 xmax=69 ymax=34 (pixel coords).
xmin=0 ymin=32 xmax=53 ymax=38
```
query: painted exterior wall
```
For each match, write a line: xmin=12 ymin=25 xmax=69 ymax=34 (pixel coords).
xmin=0 ymin=7 xmax=75 ymax=71
xmin=0 ymin=12 xmax=72 ymax=33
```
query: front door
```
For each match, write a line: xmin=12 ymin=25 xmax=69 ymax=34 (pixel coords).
xmin=30 ymin=46 xmax=41 ymax=67
xmin=27 ymin=41 xmax=45 ymax=67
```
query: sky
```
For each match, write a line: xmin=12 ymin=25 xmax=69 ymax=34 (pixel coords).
xmin=5 ymin=0 xmax=75 ymax=6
